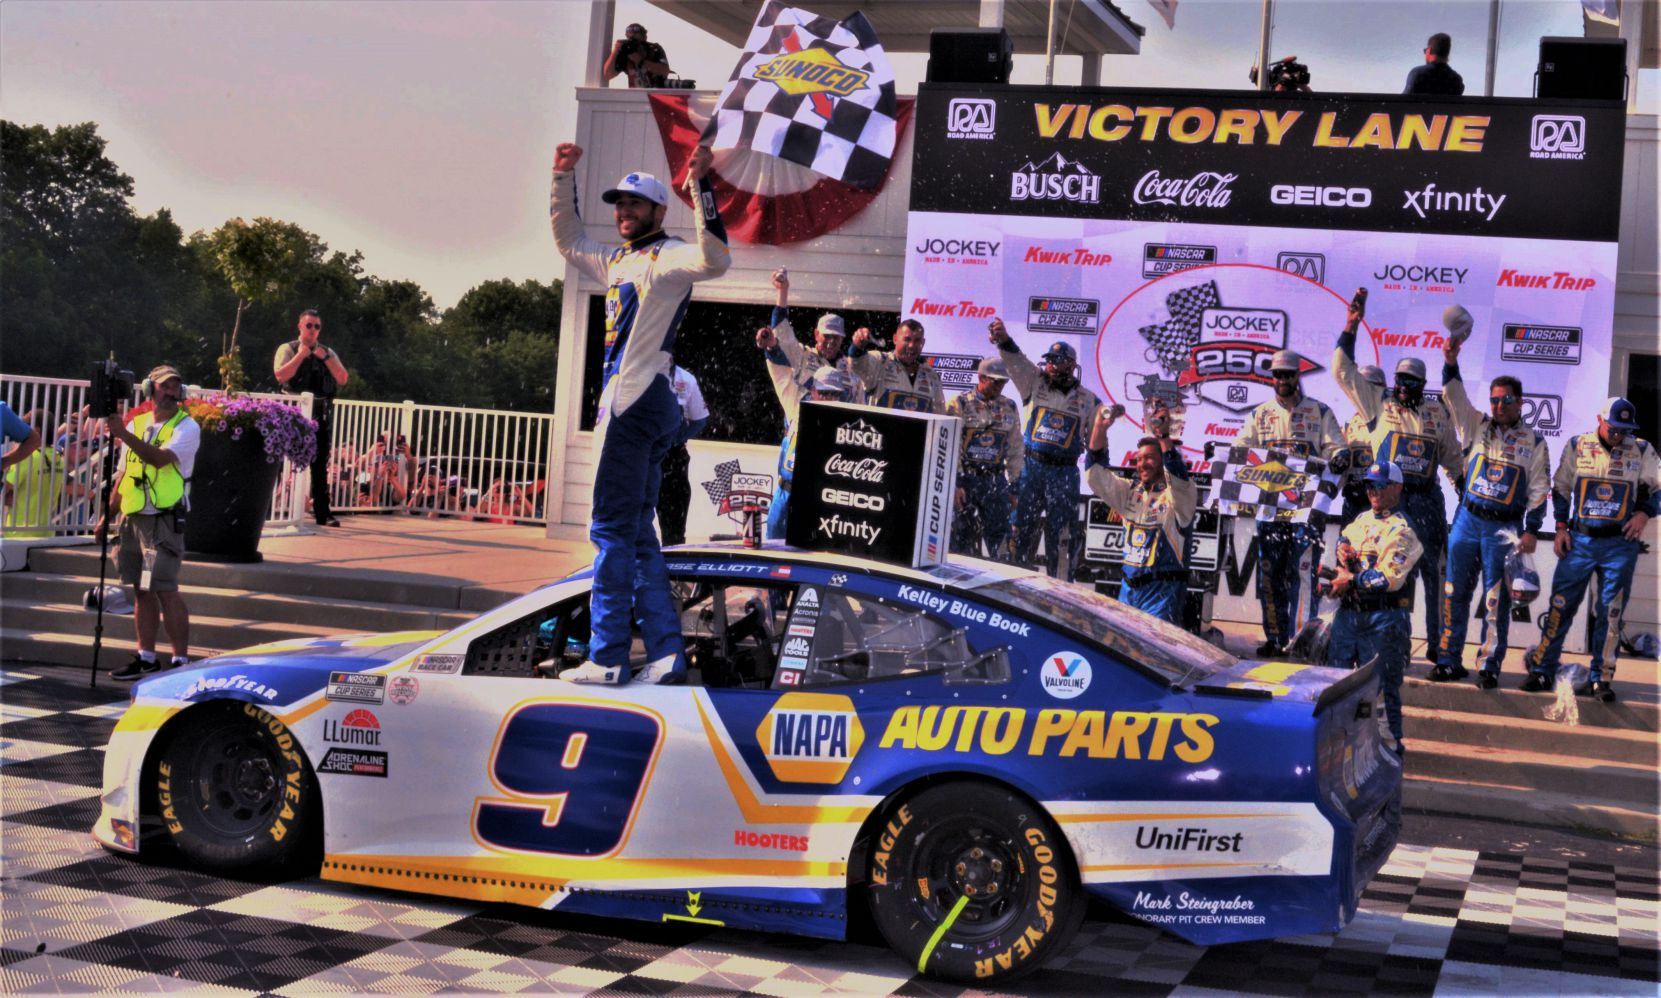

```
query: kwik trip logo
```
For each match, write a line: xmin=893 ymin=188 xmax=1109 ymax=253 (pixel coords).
xmin=1011 ymin=152 xmax=1101 ymax=204
xmin=946 ymin=97 xmax=996 ymax=139
xmin=1530 ymin=114 xmax=1586 ymax=161
xmin=1133 ymin=170 xmax=1237 ymax=208
xmin=755 ymin=692 xmax=865 ymax=784
xmin=835 ymin=419 xmax=884 ymax=450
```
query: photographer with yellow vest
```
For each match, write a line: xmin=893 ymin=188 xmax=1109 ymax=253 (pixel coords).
xmin=93 ymin=365 xmax=200 ymax=682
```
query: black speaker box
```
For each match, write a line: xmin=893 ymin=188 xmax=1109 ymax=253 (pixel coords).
xmin=927 ymin=28 xmax=1014 ymax=84
xmin=1536 ymin=36 xmax=1627 ymax=100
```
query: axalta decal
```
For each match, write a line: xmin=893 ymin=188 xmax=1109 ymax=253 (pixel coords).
xmin=755 ymin=692 xmax=866 ymax=783
xmin=1033 ymin=104 xmax=1489 ymax=152
xmin=879 ymin=706 xmax=1217 ymax=761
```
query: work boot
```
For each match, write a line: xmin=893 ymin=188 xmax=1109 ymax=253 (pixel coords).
xmin=561 ymin=661 xmax=626 ymax=685
xmin=1428 ymin=664 xmax=1469 ymax=682
xmin=1519 ymin=672 xmax=1554 ymax=693
xmin=1254 ymin=640 xmax=1282 ymax=658
xmin=1475 ymin=672 xmax=1498 ymax=690
xmin=1577 ymin=680 xmax=1617 ymax=702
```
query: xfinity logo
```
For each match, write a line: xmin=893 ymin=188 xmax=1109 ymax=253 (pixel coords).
xmin=1133 ymin=170 xmax=1236 ymax=208
xmin=946 ymin=97 xmax=996 ymax=140
xmin=1530 ymin=114 xmax=1586 ymax=160
xmin=1270 ymin=184 xmax=1372 ymax=208
xmin=1276 ymin=252 xmax=1326 ymax=284
xmin=834 ymin=420 xmax=884 ymax=450
xmin=1011 ymin=152 xmax=1100 ymax=203
xmin=1403 ymin=183 xmax=1506 ymax=221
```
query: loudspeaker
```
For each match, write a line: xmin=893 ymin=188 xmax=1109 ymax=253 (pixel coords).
xmin=927 ymin=28 xmax=1013 ymax=84
xmin=1536 ymin=36 xmax=1627 ymax=100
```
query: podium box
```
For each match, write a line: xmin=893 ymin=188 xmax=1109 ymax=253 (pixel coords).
xmin=786 ymin=402 xmax=961 ymax=569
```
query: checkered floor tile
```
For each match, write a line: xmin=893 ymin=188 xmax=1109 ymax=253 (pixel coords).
xmin=3 ymin=664 xmax=1658 ymax=995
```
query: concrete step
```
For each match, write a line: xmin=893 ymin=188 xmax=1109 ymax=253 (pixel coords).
xmin=22 ymin=546 xmax=520 ymax=613
xmin=3 ymin=599 xmax=356 ymax=659
xmin=1401 ymin=673 xmax=1658 ymax=732
xmin=1402 ymin=737 xmax=1659 ymax=811
xmin=6 ymin=573 xmax=474 ymax=634
xmin=1404 ymin=777 xmax=1661 ymax=843
xmin=1403 ymin=706 xmax=1659 ymax=766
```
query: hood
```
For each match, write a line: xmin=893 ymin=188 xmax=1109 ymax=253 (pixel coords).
xmin=1196 ymin=658 xmax=1352 ymax=704
xmin=133 ymin=630 xmax=444 ymax=707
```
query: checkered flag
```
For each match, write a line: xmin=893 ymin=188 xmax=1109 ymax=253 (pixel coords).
xmin=1140 ymin=280 xmax=1219 ymax=375
xmin=1208 ymin=447 xmax=1341 ymax=524
xmin=702 ymin=2 xmax=899 ymax=191
xmin=701 ymin=460 xmax=740 ymax=505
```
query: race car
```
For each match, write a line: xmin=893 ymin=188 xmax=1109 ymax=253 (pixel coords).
xmin=96 ymin=542 xmax=1400 ymax=985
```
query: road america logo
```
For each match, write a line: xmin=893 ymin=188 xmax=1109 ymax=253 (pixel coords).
xmin=946 ymin=97 xmax=995 ymax=139
xmin=1040 ymin=652 xmax=1092 ymax=700
xmin=1530 ymin=114 xmax=1586 ymax=160
xmin=1276 ymin=252 xmax=1325 ymax=284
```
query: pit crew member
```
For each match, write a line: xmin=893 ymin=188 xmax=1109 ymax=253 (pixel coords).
xmin=1327 ymin=460 xmax=1423 ymax=752
xmin=1334 ymin=289 xmax=1460 ymax=665
xmin=1085 ymin=404 xmax=1196 ymax=624
xmin=1433 ymin=338 xmax=1548 ymax=688
xmin=848 ymin=320 xmax=944 ymax=414
xmin=755 ymin=323 xmax=855 ymax=536
xmin=551 ymin=142 xmax=729 ymax=685
xmin=989 ymin=319 xmax=1104 ymax=580
xmin=1522 ymin=398 xmax=1658 ymax=701
xmin=1339 ymin=365 xmax=1387 ymax=527
xmin=1236 ymin=349 xmax=1347 ymax=656
xmin=944 ymin=357 xmax=1023 ymax=558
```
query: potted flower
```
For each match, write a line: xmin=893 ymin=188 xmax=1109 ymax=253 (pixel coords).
xmin=124 ymin=395 xmax=317 ymax=562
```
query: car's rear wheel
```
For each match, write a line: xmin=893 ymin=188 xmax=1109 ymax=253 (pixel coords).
xmin=866 ymin=781 xmax=1084 ymax=984
xmin=152 ymin=702 xmax=317 ymax=873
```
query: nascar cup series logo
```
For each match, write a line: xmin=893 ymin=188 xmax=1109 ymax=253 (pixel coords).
xmin=755 ymin=692 xmax=866 ymax=783
xmin=1040 ymin=652 xmax=1093 ymax=700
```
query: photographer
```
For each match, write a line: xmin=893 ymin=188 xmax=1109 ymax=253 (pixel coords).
xmin=94 ymin=366 xmax=199 ymax=682
xmin=1251 ymin=55 xmax=1312 ymax=93
xmin=604 ymin=22 xmax=671 ymax=89
xmin=274 ymin=309 xmax=349 ymax=526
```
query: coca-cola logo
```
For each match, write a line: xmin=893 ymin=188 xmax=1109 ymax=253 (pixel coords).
xmin=1132 ymin=170 xmax=1237 ymax=208
xmin=825 ymin=454 xmax=887 ymax=483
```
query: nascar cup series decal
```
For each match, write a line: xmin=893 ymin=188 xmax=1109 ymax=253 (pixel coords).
xmin=755 ymin=692 xmax=865 ymax=784
xmin=1040 ymin=652 xmax=1092 ymax=699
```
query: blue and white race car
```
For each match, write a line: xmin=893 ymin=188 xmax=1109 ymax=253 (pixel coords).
xmin=96 ymin=543 xmax=1400 ymax=984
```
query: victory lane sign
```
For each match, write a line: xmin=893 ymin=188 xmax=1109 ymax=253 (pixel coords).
xmin=787 ymin=402 xmax=961 ymax=569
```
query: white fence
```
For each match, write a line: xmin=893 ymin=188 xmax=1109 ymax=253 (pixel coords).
xmin=1 ymin=373 xmax=554 ymax=538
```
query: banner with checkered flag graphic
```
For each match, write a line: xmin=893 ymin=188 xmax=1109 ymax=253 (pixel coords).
xmin=1207 ymin=447 xmax=1341 ymax=524
xmin=701 ymin=1 xmax=898 ymax=191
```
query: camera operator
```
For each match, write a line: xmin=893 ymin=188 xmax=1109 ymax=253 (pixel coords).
xmin=93 ymin=365 xmax=199 ymax=682
xmin=1251 ymin=55 xmax=1312 ymax=93
xmin=1403 ymin=32 xmax=1464 ymax=96
xmin=274 ymin=309 xmax=349 ymax=526
xmin=604 ymin=22 xmax=671 ymax=89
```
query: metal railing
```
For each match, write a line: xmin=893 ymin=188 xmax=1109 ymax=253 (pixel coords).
xmin=2 ymin=373 xmax=554 ymax=538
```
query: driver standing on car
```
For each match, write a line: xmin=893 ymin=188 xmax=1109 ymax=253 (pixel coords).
xmin=1083 ymin=401 xmax=1196 ymax=624
xmin=1327 ymin=460 xmax=1423 ymax=754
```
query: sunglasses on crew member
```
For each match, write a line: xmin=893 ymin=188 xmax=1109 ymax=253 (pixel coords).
xmin=304 ymin=322 xmax=321 ymax=329
xmin=1364 ymin=483 xmax=1391 ymax=492
xmin=1490 ymin=394 xmax=1518 ymax=405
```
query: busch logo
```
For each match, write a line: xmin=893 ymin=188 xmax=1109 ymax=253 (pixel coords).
xmin=1132 ymin=170 xmax=1237 ymax=208
xmin=1530 ymin=115 xmax=1586 ymax=160
xmin=946 ymin=97 xmax=996 ymax=139
xmin=1276 ymin=252 xmax=1326 ymax=284
xmin=834 ymin=420 xmax=884 ymax=450
xmin=824 ymin=454 xmax=887 ymax=483
xmin=1011 ymin=152 xmax=1100 ymax=203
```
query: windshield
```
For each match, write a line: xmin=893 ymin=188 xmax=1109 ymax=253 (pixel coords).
xmin=974 ymin=575 xmax=1235 ymax=684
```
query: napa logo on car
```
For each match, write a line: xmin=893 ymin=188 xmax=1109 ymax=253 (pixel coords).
xmin=1040 ymin=652 xmax=1092 ymax=700
xmin=755 ymin=692 xmax=865 ymax=783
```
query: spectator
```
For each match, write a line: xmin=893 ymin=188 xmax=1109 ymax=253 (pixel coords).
xmin=604 ymin=22 xmax=671 ymax=88
xmin=2 ymin=401 xmax=42 ymax=472
xmin=1404 ymin=32 xmax=1465 ymax=96
xmin=658 ymin=365 xmax=708 ymax=546
xmin=274 ymin=308 xmax=349 ymax=527
xmin=3 ymin=408 xmax=64 ymax=538
xmin=359 ymin=434 xmax=411 ymax=507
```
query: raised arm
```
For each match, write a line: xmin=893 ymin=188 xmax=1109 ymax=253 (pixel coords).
xmin=549 ymin=144 xmax=612 ymax=286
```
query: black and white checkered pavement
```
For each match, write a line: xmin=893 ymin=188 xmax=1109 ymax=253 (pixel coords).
xmin=4 ymin=664 xmax=1657 ymax=995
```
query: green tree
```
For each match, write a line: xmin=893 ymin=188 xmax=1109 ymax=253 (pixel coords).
xmin=440 ymin=278 xmax=562 ymax=411
xmin=202 ymin=217 xmax=322 ymax=389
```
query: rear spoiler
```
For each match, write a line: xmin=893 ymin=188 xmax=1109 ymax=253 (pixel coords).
xmin=1313 ymin=661 xmax=1378 ymax=716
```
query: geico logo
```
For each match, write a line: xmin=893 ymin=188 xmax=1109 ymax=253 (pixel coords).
xmin=1133 ymin=826 xmax=1244 ymax=852
xmin=820 ymin=487 xmax=885 ymax=510
xmin=1270 ymin=184 xmax=1372 ymax=207
xmin=914 ymin=237 xmax=1000 ymax=257
xmin=878 ymin=705 xmax=1218 ymax=761
xmin=767 ymin=710 xmax=851 ymax=760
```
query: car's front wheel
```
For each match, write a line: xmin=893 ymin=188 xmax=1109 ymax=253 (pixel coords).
xmin=866 ymin=781 xmax=1084 ymax=984
xmin=152 ymin=702 xmax=317 ymax=873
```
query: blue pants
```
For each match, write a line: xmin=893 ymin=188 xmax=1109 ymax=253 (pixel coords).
xmin=589 ymin=377 xmax=683 ymax=673
xmin=1402 ymin=488 xmax=1447 ymax=657
xmin=1439 ymin=509 xmax=1517 ymax=675
xmin=952 ymin=472 xmax=1012 ymax=558
xmin=766 ymin=483 xmax=790 ymax=540
xmin=1525 ymin=532 xmax=1639 ymax=684
xmin=1121 ymin=577 xmax=1186 ymax=625
xmin=1332 ymin=606 xmax=1409 ymax=745
xmin=1014 ymin=460 xmax=1078 ymax=579
xmin=1257 ymin=523 xmax=1321 ymax=648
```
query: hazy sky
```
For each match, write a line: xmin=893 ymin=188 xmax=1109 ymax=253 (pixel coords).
xmin=2 ymin=0 xmax=1637 ymax=309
